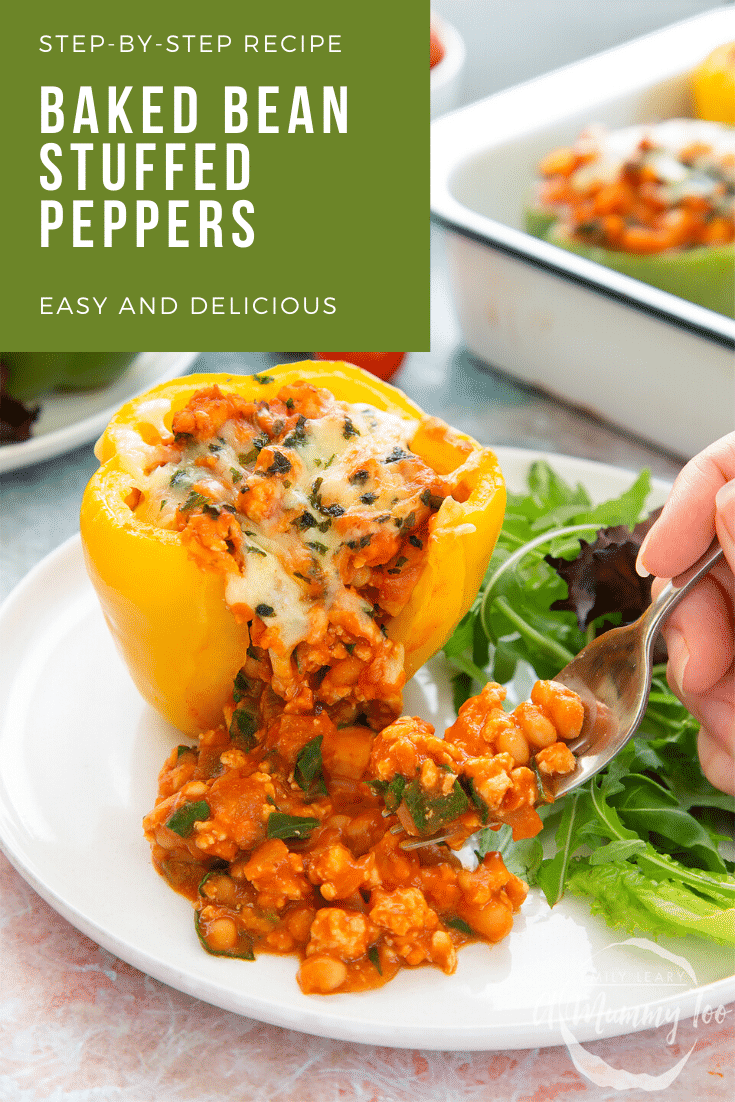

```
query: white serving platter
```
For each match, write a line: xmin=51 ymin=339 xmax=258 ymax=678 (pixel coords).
xmin=431 ymin=7 xmax=735 ymax=459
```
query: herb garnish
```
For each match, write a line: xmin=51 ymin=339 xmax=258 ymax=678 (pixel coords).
xmin=387 ymin=556 xmax=408 ymax=575
xmin=265 ymin=451 xmax=292 ymax=476
xmin=232 ymin=669 xmax=250 ymax=703
xmin=310 ymin=477 xmax=323 ymax=508
xmin=370 ymin=775 xmax=406 ymax=812
xmin=346 ymin=534 xmax=372 ymax=550
xmin=294 ymin=511 xmax=317 ymax=530
xmin=239 ymin=438 xmax=268 ymax=465
xmin=283 ymin=415 xmax=308 ymax=448
xmin=181 ymin=491 xmax=211 ymax=512
xmin=420 ymin=490 xmax=443 ymax=511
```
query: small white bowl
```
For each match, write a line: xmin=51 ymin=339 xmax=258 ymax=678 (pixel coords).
xmin=430 ymin=13 xmax=466 ymax=119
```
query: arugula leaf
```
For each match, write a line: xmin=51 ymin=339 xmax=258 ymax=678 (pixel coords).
xmin=536 ymin=793 xmax=586 ymax=907
xmin=493 ymin=824 xmax=544 ymax=882
xmin=610 ymin=774 xmax=728 ymax=873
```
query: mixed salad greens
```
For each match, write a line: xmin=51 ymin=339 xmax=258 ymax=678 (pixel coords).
xmin=444 ymin=460 xmax=735 ymax=946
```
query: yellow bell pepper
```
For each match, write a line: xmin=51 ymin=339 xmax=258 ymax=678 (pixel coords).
xmin=80 ymin=362 xmax=506 ymax=734
xmin=692 ymin=42 xmax=735 ymax=125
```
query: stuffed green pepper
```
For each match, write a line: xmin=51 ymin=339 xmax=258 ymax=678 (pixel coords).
xmin=525 ymin=119 xmax=734 ymax=317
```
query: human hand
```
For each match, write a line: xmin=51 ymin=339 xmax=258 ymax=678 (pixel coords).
xmin=636 ymin=432 xmax=735 ymax=796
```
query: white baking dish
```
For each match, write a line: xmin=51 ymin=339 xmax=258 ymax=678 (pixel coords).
xmin=431 ymin=7 xmax=735 ymax=458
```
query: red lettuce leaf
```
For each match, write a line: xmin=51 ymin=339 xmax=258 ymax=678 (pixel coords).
xmin=545 ymin=510 xmax=662 ymax=630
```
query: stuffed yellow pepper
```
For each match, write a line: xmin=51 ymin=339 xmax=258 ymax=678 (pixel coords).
xmin=525 ymin=119 xmax=735 ymax=317
xmin=81 ymin=362 xmax=506 ymax=735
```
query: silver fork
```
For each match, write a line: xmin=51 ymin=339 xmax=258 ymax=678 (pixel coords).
xmin=551 ymin=537 xmax=724 ymax=796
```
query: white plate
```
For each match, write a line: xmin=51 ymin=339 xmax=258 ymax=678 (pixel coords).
xmin=0 ymin=351 xmax=200 ymax=473
xmin=1 ymin=447 xmax=733 ymax=1051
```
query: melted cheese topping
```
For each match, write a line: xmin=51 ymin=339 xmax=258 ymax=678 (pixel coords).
xmin=569 ymin=120 xmax=735 ymax=211
xmin=136 ymin=386 xmax=438 ymax=664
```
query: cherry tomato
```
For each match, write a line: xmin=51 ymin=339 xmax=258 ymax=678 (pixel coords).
xmin=430 ymin=25 xmax=445 ymax=69
xmin=315 ymin=353 xmax=406 ymax=382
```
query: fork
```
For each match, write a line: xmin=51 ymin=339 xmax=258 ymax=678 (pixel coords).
xmin=551 ymin=536 xmax=724 ymax=796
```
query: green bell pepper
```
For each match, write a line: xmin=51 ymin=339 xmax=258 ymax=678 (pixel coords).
xmin=525 ymin=208 xmax=734 ymax=318
xmin=1 ymin=352 xmax=139 ymax=402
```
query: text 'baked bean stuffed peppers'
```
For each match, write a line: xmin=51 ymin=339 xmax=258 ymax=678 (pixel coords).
xmin=80 ymin=362 xmax=506 ymax=736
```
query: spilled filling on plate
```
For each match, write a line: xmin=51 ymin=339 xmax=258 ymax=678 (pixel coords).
xmin=138 ymin=381 xmax=581 ymax=993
